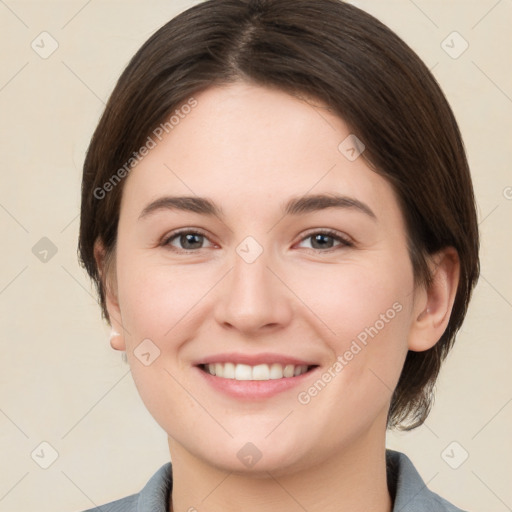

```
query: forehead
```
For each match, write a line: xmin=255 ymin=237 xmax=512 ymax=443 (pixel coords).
xmin=120 ymin=82 xmax=402 ymax=227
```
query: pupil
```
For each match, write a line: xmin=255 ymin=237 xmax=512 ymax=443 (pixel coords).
xmin=312 ymin=234 xmax=332 ymax=249
xmin=182 ymin=233 xmax=202 ymax=249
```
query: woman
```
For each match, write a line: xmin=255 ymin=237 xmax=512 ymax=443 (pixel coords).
xmin=78 ymin=0 xmax=479 ymax=510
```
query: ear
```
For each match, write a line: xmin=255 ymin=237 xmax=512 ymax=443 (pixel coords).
xmin=408 ymin=247 xmax=460 ymax=352
xmin=94 ymin=239 xmax=126 ymax=351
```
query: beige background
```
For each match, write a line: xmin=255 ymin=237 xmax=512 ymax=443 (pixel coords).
xmin=0 ymin=0 xmax=511 ymax=511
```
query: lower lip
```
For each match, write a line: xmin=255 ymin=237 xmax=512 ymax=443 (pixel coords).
xmin=195 ymin=366 xmax=318 ymax=399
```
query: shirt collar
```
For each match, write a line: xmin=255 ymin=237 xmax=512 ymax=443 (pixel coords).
xmin=135 ymin=450 xmax=464 ymax=512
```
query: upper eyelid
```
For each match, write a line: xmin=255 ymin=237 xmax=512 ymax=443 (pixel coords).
xmin=297 ymin=228 xmax=352 ymax=242
xmin=162 ymin=227 xmax=215 ymax=246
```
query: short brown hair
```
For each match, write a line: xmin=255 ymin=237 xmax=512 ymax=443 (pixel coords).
xmin=78 ymin=0 xmax=479 ymax=430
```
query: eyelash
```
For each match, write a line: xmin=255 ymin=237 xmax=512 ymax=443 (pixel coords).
xmin=161 ymin=228 xmax=353 ymax=254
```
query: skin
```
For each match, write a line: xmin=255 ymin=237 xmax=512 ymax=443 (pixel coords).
xmin=96 ymin=82 xmax=460 ymax=512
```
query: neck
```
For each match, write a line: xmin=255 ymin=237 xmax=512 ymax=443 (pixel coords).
xmin=167 ymin=424 xmax=392 ymax=512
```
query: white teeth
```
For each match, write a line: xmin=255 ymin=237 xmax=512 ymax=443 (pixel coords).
xmin=203 ymin=362 xmax=310 ymax=380
xmin=252 ymin=364 xmax=270 ymax=380
xmin=269 ymin=363 xmax=283 ymax=379
xmin=234 ymin=364 xmax=252 ymax=381
xmin=223 ymin=362 xmax=235 ymax=379
xmin=283 ymin=364 xmax=295 ymax=378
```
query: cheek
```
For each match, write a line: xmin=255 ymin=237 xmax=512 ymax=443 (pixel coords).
xmin=114 ymin=257 xmax=209 ymax=433
xmin=290 ymin=263 xmax=412 ymax=436
xmin=292 ymin=255 xmax=413 ymax=348
xmin=116 ymin=258 xmax=216 ymax=343
xmin=290 ymin=256 xmax=414 ymax=404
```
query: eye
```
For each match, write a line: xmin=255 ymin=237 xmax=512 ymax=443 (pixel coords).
xmin=161 ymin=228 xmax=353 ymax=253
xmin=162 ymin=229 xmax=215 ymax=252
xmin=296 ymin=229 xmax=353 ymax=251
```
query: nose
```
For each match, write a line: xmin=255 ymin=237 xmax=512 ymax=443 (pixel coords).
xmin=214 ymin=245 xmax=293 ymax=336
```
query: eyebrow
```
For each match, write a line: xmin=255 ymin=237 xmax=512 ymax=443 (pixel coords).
xmin=138 ymin=193 xmax=377 ymax=221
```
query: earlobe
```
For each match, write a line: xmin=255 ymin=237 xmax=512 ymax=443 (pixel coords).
xmin=109 ymin=327 xmax=126 ymax=351
xmin=408 ymin=247 xmax=460 ymax=352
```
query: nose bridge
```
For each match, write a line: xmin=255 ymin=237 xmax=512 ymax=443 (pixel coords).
xmin=233 ymin=239 xmax=271 ymax=294
xmin=214 ymin=236 xmax=292 ymax=333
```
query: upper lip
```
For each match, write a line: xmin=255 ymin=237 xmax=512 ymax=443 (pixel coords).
xmin=193 ymin=352 xmax=318 ymax=367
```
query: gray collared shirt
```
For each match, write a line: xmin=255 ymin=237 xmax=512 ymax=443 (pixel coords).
xmin=80 ymin=450 xmax=467 ymax=512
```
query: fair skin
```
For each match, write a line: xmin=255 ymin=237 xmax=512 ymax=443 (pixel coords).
xmin=95 ymin=82 xmax=459 ymax=512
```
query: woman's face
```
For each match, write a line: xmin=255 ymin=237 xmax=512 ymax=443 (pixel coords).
xmin=108 ymin=82 xmax=422 ymax=474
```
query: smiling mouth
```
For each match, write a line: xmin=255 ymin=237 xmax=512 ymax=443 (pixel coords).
xmin=199 ymin=362 xmax=318 ymax=381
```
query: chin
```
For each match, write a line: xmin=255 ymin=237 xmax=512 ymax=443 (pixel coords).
xmin=188 ymin=432 xmax=315 ymax=477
